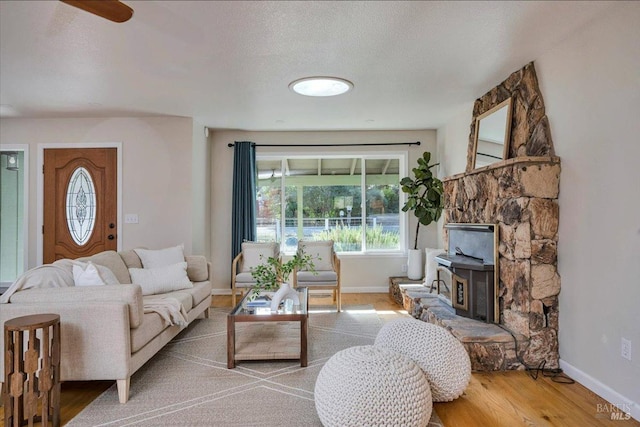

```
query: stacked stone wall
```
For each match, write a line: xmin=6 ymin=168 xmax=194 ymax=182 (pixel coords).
xmin=443 ymin=62 xmax=561 ymax=370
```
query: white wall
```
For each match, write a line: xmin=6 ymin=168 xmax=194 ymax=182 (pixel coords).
xmin=536 ymin=2 xmax=640 ymax=415
xmin=209 ymin=129 xmax=439 ymax=293
xmin=437 ymin=2 xmax=640 ymax=417
xmin=436 ymin=105 xmax=473 ymax=180
xmin=436 ymin=104 xmax=473 ymax=245
xmin=0 ymin=116 xmax=198 ymax=267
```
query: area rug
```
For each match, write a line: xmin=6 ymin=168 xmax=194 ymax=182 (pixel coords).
xmin=67 ymin=306 xmax=443 ymax=426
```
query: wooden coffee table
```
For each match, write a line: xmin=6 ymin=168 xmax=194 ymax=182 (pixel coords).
xmin=227 ymin=287 xmax=309 ymax=369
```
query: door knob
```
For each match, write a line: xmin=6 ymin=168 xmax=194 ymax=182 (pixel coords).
xmin=108 ymin=235 xmax=115 ymax=240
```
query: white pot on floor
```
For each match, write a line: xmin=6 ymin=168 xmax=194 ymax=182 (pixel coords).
xmin=407 ymin=249 xmax=424 ymax=280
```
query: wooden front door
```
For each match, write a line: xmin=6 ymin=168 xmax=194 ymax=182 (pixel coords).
xmin=43 ymin=148 xmax=117 ymax=263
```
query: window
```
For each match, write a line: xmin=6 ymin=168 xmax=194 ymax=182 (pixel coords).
xmin=65 ymin=167 xmax=96 ymax=246
xmin=256 ymin=154 xmax=406 ymax=253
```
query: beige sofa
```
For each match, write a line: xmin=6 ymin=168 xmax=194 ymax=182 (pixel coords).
xmin=0 ymin=249 xmax=212 ymax=403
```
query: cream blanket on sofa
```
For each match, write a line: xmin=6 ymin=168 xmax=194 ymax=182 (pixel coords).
xmin=143 ymin=296 xmax=189 ymax=327
xmin=0 ymin=259 xmax=76 ymax=303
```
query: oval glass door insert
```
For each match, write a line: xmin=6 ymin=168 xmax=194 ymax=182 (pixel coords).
xmin=66 ymin=167 xmax=97 ymax=246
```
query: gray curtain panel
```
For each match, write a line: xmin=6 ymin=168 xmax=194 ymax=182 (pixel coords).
xmin=231 ymin=141 xmax=257 ymax=269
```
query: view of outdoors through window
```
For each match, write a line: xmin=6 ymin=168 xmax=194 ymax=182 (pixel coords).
xmin=256 ymin=155 xmax=404 ymax=253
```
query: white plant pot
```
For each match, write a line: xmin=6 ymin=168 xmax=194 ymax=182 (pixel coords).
xmin=407 ymin=249 xmax=424 ymax=280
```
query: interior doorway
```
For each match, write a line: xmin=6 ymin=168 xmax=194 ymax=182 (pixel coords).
xmin=0 ymin=145 xmax=29 ymax=291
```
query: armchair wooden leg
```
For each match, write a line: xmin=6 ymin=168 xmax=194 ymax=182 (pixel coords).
xmin=232 ymin=292 xmax=237 ymax=308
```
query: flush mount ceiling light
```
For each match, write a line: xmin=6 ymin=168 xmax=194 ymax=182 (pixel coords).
xmin=289 ymin=76 xmax=353 ymax=97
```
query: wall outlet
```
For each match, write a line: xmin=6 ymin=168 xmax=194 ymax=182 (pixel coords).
xmin=124 ymin=214 xmax=139 ymax=224
xmin=621 ymin=338 xmax=632 ymax=361
xmin=401 ymin=264 xmax=408 ymax=273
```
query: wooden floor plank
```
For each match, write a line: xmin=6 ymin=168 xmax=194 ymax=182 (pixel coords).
xmin=1 ymin=293 xmax=637 ymax=426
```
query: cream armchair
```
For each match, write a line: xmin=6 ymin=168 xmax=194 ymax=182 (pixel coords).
xmin=231 ymin=241 xmax=279 ymax=306
xmin=294 ymin=240 xmax=341 ymax=312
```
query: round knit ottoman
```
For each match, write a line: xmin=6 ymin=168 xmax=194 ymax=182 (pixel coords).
xmin=314 ymin=345 xmax=432 ymax=427
xmin=375 ymin=318 xmax=471 ymax=402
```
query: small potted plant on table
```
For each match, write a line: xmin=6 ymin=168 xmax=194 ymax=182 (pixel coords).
xmin=250 ymin=250 xmax=316 ymax=311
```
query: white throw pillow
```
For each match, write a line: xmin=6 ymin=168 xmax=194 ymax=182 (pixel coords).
xmin=240 ymin=242 xmax=279 ymax=272
xmin=73 ymin=262 xmax=107 ymax=287
xmin=298 ymin=240 xmax=333 ymax=271
xmin=134 ymin=245 xmax=185 ymax=268
xmin=129 ymin=262 xmax=192 ymax=296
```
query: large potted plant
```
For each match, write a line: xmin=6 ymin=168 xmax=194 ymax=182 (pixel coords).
xmin=400 ymin=151 xmax=444 ymax=279
xmin=250 ymin=250 xmax=316 ymax=311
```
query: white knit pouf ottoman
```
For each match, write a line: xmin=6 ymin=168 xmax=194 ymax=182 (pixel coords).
xmin=375 ymin=318 xmax=471 ymax=402
xmin=314 ymin=345 xmax=432 ymax=427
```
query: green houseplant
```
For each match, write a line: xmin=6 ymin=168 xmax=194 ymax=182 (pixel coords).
xmin=400 ymin=151 xmax=444 ymax=279
xmin=250 ymin=250 xmax=317 ymax=311
xmin=250 ymin=251 xmax=316 ymax=292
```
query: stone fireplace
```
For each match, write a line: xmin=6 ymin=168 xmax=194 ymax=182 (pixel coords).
xmin=396 ymin=62 xmax=561 ymax=371
xmin=444 ymin=62 xmax=561 ymax=370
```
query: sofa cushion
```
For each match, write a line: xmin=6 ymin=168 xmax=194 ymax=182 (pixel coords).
xmin=130 ymin=312 xmax=166 ymax=353
xmin=119 ymin=249 xmax=143 ymax=271
xmin=79 ymin=251 xmax=131 ymax=285
xmin=135 ymin=245 xmax=185 ymax=268
xmin=129 ymin=262 xmax=192 ymax=296
xmin=234 ymin=272 xmax=256 ymax=284
xmin=185 ymin=256 xmax=208 ymax=282
xmin=168 ymin=281 xmax=211 ymax=308
xmin=297 ymin=270 xmax=337 ymax=284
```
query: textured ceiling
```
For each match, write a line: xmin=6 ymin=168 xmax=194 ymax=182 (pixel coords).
xmin=0 ymin=1 xmax=613 ymax=130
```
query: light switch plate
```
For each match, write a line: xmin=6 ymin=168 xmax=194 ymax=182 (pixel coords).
xmin=124 ymin=214 xmax=139 ymax=224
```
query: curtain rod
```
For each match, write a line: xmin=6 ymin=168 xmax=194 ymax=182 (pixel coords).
xmin=227 ymin=141 xmax=420 ymax=148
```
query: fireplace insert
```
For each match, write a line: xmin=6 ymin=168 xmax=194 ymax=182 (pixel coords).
xmin=435 ymin=224 xmax=498 ymax=323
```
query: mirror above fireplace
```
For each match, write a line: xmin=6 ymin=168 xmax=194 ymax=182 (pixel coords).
xmin=471 ymin=97 xmax=513 ymax=169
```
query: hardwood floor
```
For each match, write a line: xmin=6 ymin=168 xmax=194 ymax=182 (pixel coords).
xmin=1 ymin=293 xmax=637 ymax=426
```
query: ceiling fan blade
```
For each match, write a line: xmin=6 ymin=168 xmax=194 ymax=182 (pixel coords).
xmin=60 ymin=0 xmax=133 ymax=23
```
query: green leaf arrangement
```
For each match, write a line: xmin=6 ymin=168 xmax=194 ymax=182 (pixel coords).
xmin=400 ymin=151 xmax=444 ymax=250
xmin=250 ymin=249 xmax=317 ymax=294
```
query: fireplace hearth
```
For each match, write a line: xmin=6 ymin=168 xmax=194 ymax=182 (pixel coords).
xmin=435 ymin=223 xmax=498 ymax=323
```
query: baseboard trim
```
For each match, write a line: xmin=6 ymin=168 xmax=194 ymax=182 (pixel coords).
xmin=343 ymin=286 xmax=389 ymax=293
xmin=211 ymin=286 xmax=389 ymax=296
xmin=560 ymin=359 xmax=639 ymax=421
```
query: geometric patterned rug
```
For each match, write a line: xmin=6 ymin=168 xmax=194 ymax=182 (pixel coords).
xmin=67 ymin=306 xmax=443 ymax=426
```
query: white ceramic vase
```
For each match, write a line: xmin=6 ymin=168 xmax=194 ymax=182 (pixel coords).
xmin=270 ymin=282 xmax=299 ymax=312
xmin=407 ymin=248 xmax=424 ymax=280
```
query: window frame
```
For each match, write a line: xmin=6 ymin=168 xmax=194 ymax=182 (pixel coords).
xmin=256 ymin=150 xmax=408 ymax=255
